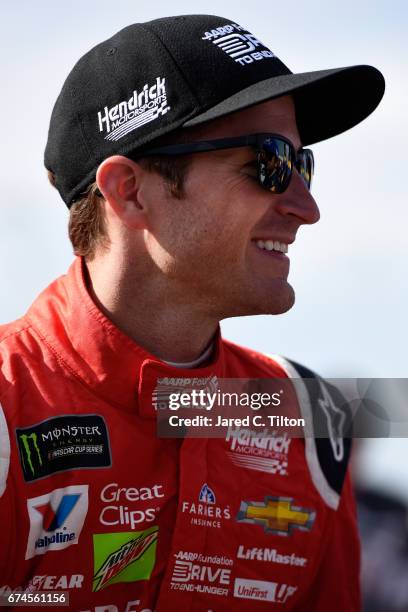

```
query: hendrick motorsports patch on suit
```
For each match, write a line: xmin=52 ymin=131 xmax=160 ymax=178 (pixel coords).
xmin=16 ymin=414 xmax=111 ymax=482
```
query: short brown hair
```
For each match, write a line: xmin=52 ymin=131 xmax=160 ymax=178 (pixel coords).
xmin=47 ymin=152 xmax=190 ymax=261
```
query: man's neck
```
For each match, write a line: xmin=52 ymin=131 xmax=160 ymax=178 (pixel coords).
xmin=85 ymin=255 xmax=219 ymax=363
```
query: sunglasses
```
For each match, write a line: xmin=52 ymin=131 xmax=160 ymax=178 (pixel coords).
xmin=141 ymin=133 xmax=314 ymax=194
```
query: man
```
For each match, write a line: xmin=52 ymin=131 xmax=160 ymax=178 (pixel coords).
xmin=0 ymin=14 xmax=384 ymax=611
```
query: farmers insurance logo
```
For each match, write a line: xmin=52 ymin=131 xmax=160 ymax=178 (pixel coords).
xmin=181 ymin=484 xmax=231 ymax=530
xmin=92 ymin=527 xmax=158 ymax=592
xmin=25 ymin=485 xmax=88 ymax=560
xmin=16 ymin=414 xmax=111 ymax=482
xmin=97 ymin=77 xmax=170 ymax=142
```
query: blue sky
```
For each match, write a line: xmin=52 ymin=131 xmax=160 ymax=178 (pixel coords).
xmin=1 ymin=0 xmax=407 ymax=377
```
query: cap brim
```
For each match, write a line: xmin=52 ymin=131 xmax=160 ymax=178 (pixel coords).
xmin=183 ymin=65 xmax=385 ymax=146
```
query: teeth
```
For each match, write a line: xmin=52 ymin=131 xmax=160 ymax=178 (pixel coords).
xmin=255 ymin=240 xmax=289 ymax=254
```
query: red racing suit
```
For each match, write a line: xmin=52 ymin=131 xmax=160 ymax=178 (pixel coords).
xmin=0 ymin=258 xmax=361 ymax=611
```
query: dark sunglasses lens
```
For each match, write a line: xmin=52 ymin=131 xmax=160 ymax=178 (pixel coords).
xmin=258 ymin=138 xmax=292 ymax=193
xmin=297 ymin=149 xmax=314 ymax=190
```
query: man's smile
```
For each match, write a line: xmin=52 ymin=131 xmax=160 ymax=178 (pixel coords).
xmin=253 ymin=239 xmax=289 ymax=254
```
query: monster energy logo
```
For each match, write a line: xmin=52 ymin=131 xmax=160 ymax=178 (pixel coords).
xmin=16 ymin=415 xmax=111 ymax=482
xmin=18 ymin=433 xmax=43 ymax=476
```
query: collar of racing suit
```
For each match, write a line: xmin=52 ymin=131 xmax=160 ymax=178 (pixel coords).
xmin=25 ymin=257 xmax=226 ymax=418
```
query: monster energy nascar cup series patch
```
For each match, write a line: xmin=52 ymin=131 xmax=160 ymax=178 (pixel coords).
xmin=16 ymin=414 xmax=111 ymax=482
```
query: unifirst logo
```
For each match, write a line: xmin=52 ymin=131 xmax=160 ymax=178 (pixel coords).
xmin=97 ymin=77 xmax=170 ymax=141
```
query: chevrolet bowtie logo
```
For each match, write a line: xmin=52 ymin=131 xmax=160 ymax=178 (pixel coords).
xmin=237 ymin=496 xmax=316 ymax=536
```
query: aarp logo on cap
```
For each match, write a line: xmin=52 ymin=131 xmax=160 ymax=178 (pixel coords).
xmin=201 ymin=22 xmax=275 ymax=67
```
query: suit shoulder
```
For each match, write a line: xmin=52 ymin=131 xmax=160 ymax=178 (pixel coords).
xmin=222 ymin=339 xmax=288 ymax=377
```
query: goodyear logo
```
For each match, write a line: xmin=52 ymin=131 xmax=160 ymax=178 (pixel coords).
xmin=236 ymin=496 xmax=315 ymax=536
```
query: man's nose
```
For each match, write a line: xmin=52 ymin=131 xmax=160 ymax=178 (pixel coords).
xmin=273 ymin=169 xmax=320 ymax=225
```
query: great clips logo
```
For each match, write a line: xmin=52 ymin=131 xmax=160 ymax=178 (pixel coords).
xmin=25 ymin=485 xmax=88 ymax=559
xmin=97 ymin=77 xmax=170 ymax=142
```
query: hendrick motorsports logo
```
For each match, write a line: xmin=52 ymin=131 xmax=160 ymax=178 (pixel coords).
xmin=16 ymin=415 xmax=111 ymax=482
xmin=25 ymin=485 xmax=88 ymax=560
xmin=236 ymin=496 xmax=315 ymax=536
xmin=92 ymin=528 xmax=158 ymax=592
xmin=97 ymin=76 xmax=170 ymax=142
xmin=225 ymin=426 xmax=290 ymax=475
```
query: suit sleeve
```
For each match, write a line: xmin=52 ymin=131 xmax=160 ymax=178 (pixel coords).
xmin=0 ymin=398 xmax=13 ymax=584
xmin=298 ymin=471 xmax=362 ymax=611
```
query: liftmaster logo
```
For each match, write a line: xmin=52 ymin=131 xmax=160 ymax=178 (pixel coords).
xmin=97 ymin=76 xmax=170 ymax=142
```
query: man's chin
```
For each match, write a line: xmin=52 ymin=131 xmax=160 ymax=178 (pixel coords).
xmin=263 ymin=284 xmax=295 ymax=315
xmin=225 ymin=282 xmax=295 ymax=318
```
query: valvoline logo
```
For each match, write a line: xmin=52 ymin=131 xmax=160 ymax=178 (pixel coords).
xmin=36 ymin=494 xmax=81 ymax=532
xmin=25 ymin=485 xmax=88 ymax=560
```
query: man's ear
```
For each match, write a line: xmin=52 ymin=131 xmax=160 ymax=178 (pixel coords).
xmin=96 ymin=156 xmax=148 ymax=229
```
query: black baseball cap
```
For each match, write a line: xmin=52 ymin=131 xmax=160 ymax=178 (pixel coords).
xmin=44 ymin=14 xmax=385 ymax=207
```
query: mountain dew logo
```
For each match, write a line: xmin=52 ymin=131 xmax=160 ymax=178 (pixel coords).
xmin=93 ymin=527 xmax=158 ymax=592
xmin=18 ymin=433 xmax=43 ymax=476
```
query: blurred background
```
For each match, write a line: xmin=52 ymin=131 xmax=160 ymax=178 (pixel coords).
xmin=1 ymin=1 xmax=407 ymax=609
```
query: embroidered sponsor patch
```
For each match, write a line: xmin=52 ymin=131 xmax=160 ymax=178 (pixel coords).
xmin=97 ymin=76 xmax=170 ymax=142
xmin=236 ymin=496 xmax=315 ymax=536
xmin=92 ymin=528 xmax=158 ymax=592
xmin=25 ymin=485 xmax=88 ymax=560
xmin=234 ymin=578 xmax=297 ymax=603
xmin=181 ymin=483 xmax=231 ymax=530
xmin=16 ymin=415 xmax=111 ymax=482
xmin=225 ymin=426 xmax=290 ymax=475
xmin=201 ymin=22 xmax=275 ymax=67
